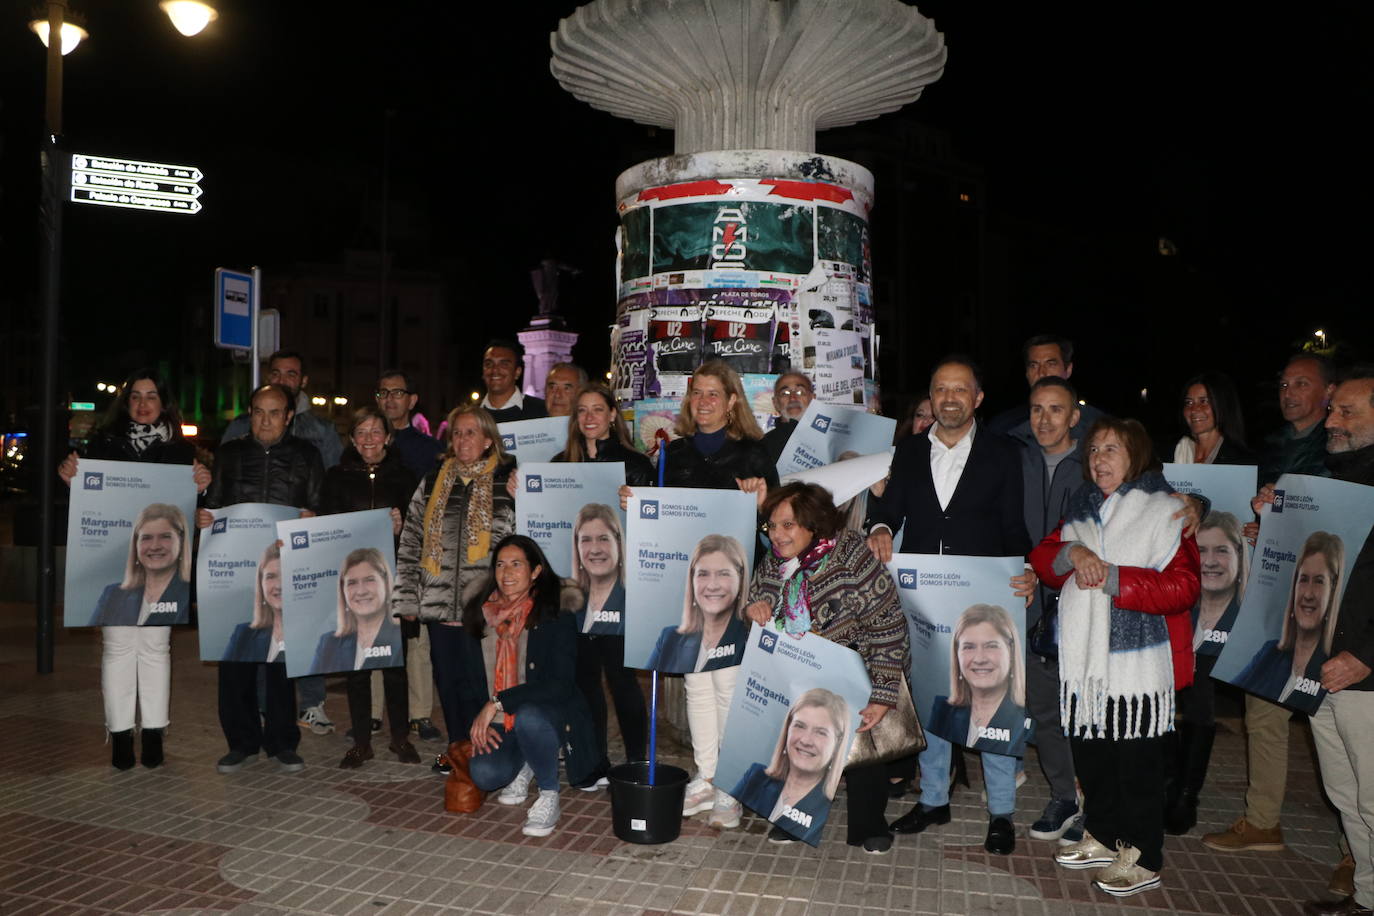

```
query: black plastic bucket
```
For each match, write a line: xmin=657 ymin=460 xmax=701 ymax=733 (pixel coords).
xmin=607 ymin=762 xmax=689 ymax=845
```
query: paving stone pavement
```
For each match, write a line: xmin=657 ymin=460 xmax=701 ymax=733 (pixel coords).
xmin=0 ymin=601 xmax=1342 ymax=915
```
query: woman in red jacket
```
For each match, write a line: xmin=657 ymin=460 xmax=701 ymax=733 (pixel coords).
xmin=1029 ymin=417 xmax=1199 ymax=899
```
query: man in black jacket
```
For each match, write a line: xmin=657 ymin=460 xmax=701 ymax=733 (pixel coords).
xmin=761 ymin=372 xmax=814 ymax=465
xmin=866 ymin=355 xmax=1035 ymax=855
xmin=198 ymin=383 xmax=325 ymax=775
xmin=1304 ymin=369 xmax=1374 ymax=916
xmin=480 ymin=340 xmax=547 ymax=423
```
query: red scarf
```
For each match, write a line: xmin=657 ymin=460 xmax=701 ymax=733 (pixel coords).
xmin=482 ymin=592 xmax=534 ymax=730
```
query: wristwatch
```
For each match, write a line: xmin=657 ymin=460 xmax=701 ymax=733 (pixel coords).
xmin=491 ymin=696 xmax=504 ymax=713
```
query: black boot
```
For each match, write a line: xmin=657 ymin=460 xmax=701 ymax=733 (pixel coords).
xmin=1167 ymin=722 xmax=1215 ymax=835
xmin=111 ymin=730 xmax=135 ymax=770
xmin=141 ymin=728 xmax=165 ymax=769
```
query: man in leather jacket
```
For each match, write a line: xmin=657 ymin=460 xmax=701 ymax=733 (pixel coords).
xmin=199 ymin=383 xmax=324 ymax=775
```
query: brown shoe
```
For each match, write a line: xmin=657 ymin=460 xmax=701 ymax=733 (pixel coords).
xmin=1304 ymin=896 xmax=1373 ymax=916
xmin=1201 ymin=816 xmax=1284 ymax=852
xmin=1331 ymin=855 xmax=1357 ymax=898
xmin=339 ymin=744 xmax=374 ymax=769
xmin=390 ymin=740 xmax=421 ymax=764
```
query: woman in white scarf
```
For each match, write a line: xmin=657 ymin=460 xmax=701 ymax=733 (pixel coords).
xmin=1029 ymin=418 xmax=1200 ymax=899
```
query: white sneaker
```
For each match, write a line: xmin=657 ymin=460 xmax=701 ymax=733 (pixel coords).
xmin=523 ymin=789 xmax=560 ymax=837
xmin=683 ymin=776 xmax=715 ymax=816
xmin=1093 ymin=843 xmax=1161 ymax=897
xmin=1055 ymin=831 xmax=1116 ymax=869
xmin=498 ymin=764 xmax=535 ymax=806
xmin=578 ymin=775 xmax=610 ymax=793
xmin=297 ymin=704 xmax=334 ymax=736
xmin=707 ymin=789 xmax=742 ymax=829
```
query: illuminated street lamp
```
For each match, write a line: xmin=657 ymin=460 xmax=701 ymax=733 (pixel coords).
xmin=332 ymin=396 xmax=348 ymax=406
xmin=159 ymin=1 xmax=218 ymax=36
xmin=27 ymin=17 xmax=87 ymax=54
xmin=1315 ymin=328 xmax=1327 ymax=346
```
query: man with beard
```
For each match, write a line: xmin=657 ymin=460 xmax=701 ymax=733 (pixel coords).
xmin=221 ymin=350 xmax=344 ymax=470
xmin=762 ymin=372 xmax=815 ymax=464
xmin=866 ymin=355 xmax=1034 ymax=854
xmin=1300 ymin=369 xmax=1374 ymax=916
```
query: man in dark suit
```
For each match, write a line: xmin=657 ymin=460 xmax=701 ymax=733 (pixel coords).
xmin=865 ymin=355 xmax=1035 ymax=855
xmin=480 ymin=340 xmax=547 ymax=423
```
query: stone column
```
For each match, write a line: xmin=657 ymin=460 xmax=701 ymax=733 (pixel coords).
xmin=518 ymin=319 xmax=579 ymax=399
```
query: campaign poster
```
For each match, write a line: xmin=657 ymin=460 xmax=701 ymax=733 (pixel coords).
xmin=780 ymin=451 xmax=893 ymax=508
xmin=1163 ymin=463 xmax=1259 ymax=529
xmin=197 ymin=504 xmax=300 ymax=663
xmin=498 ymin=416 xmax=571 ymax=465
xmin=515 ymin=462 xmax=626 ymax=581
xmin=776 ymin=401 xmax=896 ymax=477
xmin=1163 ymin=462 xmax=1259 ymax=658
xmin=889 ymin=554 xmax=1033 ymax=757
xmin=624 ymin=488 xmax=758 ymax=673
xmin=716 ymin=624 xmax=870 ymax=845
xmin=1213 ymin=474 xmax=1374 ymax=713
xmin=276 ymin=509 xmax=399 ymax=678
xmin=65 ymin=458 xmax=198 ymax=628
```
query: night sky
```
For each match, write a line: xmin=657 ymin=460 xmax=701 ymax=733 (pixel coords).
xmin=2 ymin=1 xmax=1370 ymax=435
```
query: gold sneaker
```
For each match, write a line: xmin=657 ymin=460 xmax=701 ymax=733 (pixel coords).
xmin=1055 ymin=831 xmax=1116 ymax=869
xmin=1201 ymin=816 xmax=1285 ymax=852
xmin=1094 ymin=844 xmax=1161 ymax=897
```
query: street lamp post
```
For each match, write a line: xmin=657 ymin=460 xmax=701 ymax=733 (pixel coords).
xmin=31 ymin=0 xmax=216 ymax=675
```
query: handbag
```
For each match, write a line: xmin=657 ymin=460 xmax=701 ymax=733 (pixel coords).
xmin=443 ymin=740 xmax=485 ymax=813
xmin=845 ymin=674 xmax=925 ymax=769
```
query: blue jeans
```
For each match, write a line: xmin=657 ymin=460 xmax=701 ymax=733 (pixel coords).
xmin=468 ymin=705 xmax=561 ymax=793
xmin=296 ymin=675 xmax=326 ymax=710
xmin=920 ymin=731 xmax=1018 ymax=817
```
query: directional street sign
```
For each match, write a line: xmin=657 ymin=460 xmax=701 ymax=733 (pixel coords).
xmin=70 ymin=153 xmax=204 ymax=215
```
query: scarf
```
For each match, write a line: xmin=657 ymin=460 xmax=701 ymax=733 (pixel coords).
xmin=483 ymin=591 xmax=533 ymax=730
xmin=126 ymin=420 xmax=172 ymax=455
xmin=419 ymin=453 xmax=499 ymax=576
xmin=773 ymin=537 xmax=836 ymax=635
xmin=1058 ymin=472 xmax=1182 ymax=740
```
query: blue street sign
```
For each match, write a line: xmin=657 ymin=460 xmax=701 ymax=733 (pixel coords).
xmin=214 ymin=268 xmax=254 ymax=350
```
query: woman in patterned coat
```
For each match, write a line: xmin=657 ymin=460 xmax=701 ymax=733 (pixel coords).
xmin=745 ymin=482 xmax=911 ymax=853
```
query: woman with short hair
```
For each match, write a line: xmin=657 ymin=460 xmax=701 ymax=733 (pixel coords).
xmin=58 ymin=369 xmax=210 ymax=770
xmin=744 ymin=481 xmax=912 ymax=852
xmin=1031 ymin=417 xmax=1199 ymax=898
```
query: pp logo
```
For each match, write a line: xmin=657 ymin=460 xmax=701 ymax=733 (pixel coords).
xmin=1271 ymin=490 xmax=1286 ymax=513
xmin=501 ymin=433 xmax=517 ymax=452
xmin=211 ymin=518 xmax=228 ymax=534
xmin=639 ymin=500 xmax=659 ymax=520
xmin=810 ymin=414 xmax=832 ymax=433
xmin=289 ymin=531 xmax=310 ymax=550
xmin=758 ymin=630 xmax=778 ymax=654
xmin=82 ymin=472 xmax=104 ymax=490
xmin=897 ymin=569 xmax=919 ymax=589
xmin=525 ymin=475 xmax=543 ymax=493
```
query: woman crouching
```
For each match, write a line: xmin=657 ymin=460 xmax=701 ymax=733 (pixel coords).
xmin=464 ymin=535 xmax=600 ymax=837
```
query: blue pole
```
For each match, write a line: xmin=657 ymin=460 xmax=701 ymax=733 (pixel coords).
xmin=648 ymin=670 xmax=658 ymax=785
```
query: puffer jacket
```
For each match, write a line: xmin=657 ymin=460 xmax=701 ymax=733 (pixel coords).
xmin=392 ymin=456 xmax=515 ymax=623
xmin=553 ymin=437 xmax=656 ymax=486
xmin=320 ymin=448 xmax=418 ymax=522
xmin=204 ymin=434 xmax=324 ymax=512
xmin=85 ymin=424 xmax=196 ymax=466
xmin=663 ymin=434 xmax=779 ymax=490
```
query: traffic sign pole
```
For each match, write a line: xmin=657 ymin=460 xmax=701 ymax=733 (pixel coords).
xmin=251 ymin=266 xmax=262 ymax=389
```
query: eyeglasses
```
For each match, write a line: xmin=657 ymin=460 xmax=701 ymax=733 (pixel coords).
xmin=778 ymin=387 xmax=811 ymax=397
xmin=375 ymin=388 xmax=411 ymax=400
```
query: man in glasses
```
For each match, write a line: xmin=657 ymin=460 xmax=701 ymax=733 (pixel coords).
xmin=375 ymin=369 xmax=443 ymax=481
xmin=762 ymin=372 xmax=815 ymax=464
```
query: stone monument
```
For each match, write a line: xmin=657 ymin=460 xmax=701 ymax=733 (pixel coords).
xmin=519 ymin=257 xmax=581 ymax=398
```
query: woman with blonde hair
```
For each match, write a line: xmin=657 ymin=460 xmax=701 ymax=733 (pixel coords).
xmin=729 ymin=688 xmax=853 ymax=845
xmin=926 ymin=604 xmax=1030 ymax=756
xmin=222 ymin=542 xmax=286 ymax=663
xmin=394 ymin=403 xmax=515 ymax=772
xmin=1233 ymin=530 xmax=1344 ymax=716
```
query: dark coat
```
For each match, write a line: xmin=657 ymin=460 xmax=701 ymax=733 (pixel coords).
xmin=451 ymin=608 xmax=602 ymax=785
xmin=84 ymin=426 xmax=197 ymax=466
xmin=390 ymin=426 xmax=444 ymax=482
xmin=647 ymin=614 xmax=748 ymax=674
xmin=89 ymin=575 xmax=191 ymax=627
xmin=1232 ymin=639 xmax=1328 ymax=714
xmin=663 ymin=435 xmax=780 ymax=491
xmin=868 ymin=426 xmax=1030 ymax=557
xmin=729 ymin=762 xmax=829 ymax=845
xmin=926 ymin=693 xmax=1033 ymax=756
xmin=576 ymin=581 xmax=626 ymax=636
xmin=310 ymin=616 xmax=404 ymax=674
xmin=204 ymin=434 xmax=325 ymax=513
xmin=1324 ymin=442 xmax=1374 ymax=691
xmin=485 ymin=396 xmax=547 ymax=423
xmin=762 ymin=419 xmax=798 ymax=466
xmin=1259 ymin=422 xmax=1331 ymax=486
xmin=222 ymin=622 xmax=278 ymax=664
xmin=1193 ymin=594 xmax=1242 ymax=658
xmin=553 ymin=438 xmax=656 ymax=487
xmin=320 ymin=448 xmax=418 ymax=526
xmin=1013 ymin=430 xmax=1085 ymax=631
